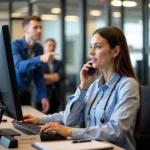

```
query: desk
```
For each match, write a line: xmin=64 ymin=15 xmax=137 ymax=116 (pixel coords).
xmin=0 ymin=106 xmax=125 ymax=150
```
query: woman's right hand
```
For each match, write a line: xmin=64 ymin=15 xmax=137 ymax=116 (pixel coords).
xmin=79 ymin=61 xmax=97 ymax=91
xmin=23 ymin=114 xmax=39 ymax=124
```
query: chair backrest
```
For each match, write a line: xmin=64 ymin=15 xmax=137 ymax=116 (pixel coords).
xmin=139 ymin=85 xmax=150 ymax=135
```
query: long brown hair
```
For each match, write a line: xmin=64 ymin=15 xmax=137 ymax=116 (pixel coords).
xmin=93 ymin=26 xmax=136 ymax=79
xmin=93 ymin=26 xmax=141 ymax=136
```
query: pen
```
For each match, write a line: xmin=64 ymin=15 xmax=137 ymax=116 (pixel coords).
xmin=72 ymin=139 xmax=92 ymax=143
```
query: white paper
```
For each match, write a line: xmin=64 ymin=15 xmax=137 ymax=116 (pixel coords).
xmin=33 ymin=140 xmax=113 ymax=150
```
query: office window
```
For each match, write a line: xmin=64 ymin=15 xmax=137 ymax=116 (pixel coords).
xmin=11 ymin=1 xmax=28 ymax=41
xmin=65 ymin=0 xmax=79 ymax=95
xmin=86 ymin=0 xmax=105 ymax=61
xmin=65 ymin=0 xmax=79 ymax=74
xmin=148 ymin=0 xmax=150 ymax=84
xmin=123 ymin=0 xmax=143 ymax=80
xmin=111 ymin=1 xmax=121 ymax=28
xmin=148 ymin=0 xmax=150 ymax=47
xmin=32 ymin=0 xmax=61 ymax=60
xmin=0 ymin=2 xmax=9 ymax=27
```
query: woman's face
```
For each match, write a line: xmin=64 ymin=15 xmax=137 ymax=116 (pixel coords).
xmin=90 ymin=33 xmax=115 ymax=70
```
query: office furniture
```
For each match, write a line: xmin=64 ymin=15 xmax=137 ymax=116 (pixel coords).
xmin=0 ymin=106 xmax=125 ymax=150
xmin=135 ymin=86 xmax=150 ymax=150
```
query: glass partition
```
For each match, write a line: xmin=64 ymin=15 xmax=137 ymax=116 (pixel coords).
xmin=11 ymin=1 xmax=29 ymax=41
xmin=0 ymin=2 xmax=9 ymax=27
xmin=123 ymin=0 xmax=143 ymax=82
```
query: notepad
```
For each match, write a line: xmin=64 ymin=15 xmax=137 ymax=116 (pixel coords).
xmin=33 ymin=140 xmax=113 ymax=150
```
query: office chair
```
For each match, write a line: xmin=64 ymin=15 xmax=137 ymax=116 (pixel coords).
xmin=135 ymin=85 xmax=150 ymax=150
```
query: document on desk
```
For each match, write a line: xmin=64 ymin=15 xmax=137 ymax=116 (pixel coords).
xmin=32 ymin=140 xmax=113 ymax=150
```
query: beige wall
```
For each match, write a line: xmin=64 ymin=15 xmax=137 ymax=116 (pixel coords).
xmin=12 ymin=20 xmax=23 ymax=41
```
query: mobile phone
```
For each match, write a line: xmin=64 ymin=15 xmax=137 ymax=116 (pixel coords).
xmin=87 ymin=67 xmax=97 ymax=76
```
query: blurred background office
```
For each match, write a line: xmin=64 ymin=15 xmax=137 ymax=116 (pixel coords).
xmin=0 ymin=0 xmax=150 ymax=102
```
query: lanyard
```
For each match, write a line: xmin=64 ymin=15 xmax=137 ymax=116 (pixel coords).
xmin=87 ymin=76 xmax=122 ymax=125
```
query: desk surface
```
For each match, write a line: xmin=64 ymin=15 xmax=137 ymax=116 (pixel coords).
xmin=0 ymin=106 xmax=125 ymax=150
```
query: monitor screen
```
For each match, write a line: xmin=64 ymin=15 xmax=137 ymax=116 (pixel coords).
xmin=0 ymin=25 xmax=23 ymax=121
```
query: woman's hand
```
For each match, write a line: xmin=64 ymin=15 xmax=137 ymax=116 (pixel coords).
xmin=79 ymin=61 xmax=97 ymax=90
xmin=11 ymin=114 xmax=39 ymax=124
xmin=22 ymin=114 xmax=39 ymax=124
xmin=40 ymin=122 xmax=72 ymax=138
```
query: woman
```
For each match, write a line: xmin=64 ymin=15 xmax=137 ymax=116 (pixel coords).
xmin=23 ymin=26 xmax=140 ymax=150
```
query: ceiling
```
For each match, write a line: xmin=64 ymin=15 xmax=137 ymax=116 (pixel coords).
xmin=0 ymin=0 xmax=146 ymax=23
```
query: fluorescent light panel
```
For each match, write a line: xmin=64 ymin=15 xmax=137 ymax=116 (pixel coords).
xmin=111 ymin=0 xmax=122 ymax=7
xmin=65 ymin=16 xmax=78 ymax=21
xmin=51 ymin=8 xmax=61 ymax=14
xmin=41 ymin=15 xmax=58 ymax=20
xmin=123 ymin=1 xmax=137 ymax=7
xmin=138 ymin=20 xmax=143 ymax=24
xmin=112 ymin=12 xmax=121 ymax=18
xmin=90 ymin=10 xmax=102 ymax=16
xmin=111 ymin=0 xmax=137 ymax=7
xmin=11 ymin=13 xmax=27 ymax=18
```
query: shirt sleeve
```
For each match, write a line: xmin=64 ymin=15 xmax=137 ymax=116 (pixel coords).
xmin=33 ymin=65 xmax=47 ymax=100
xmin=38 ymin=87 xmax=87 ymax=124
xmin=71 ymin=78 xmax=140 ymax=143
xmin=38 ymin=111 xmax=64 ymax=124
xmin=11 ymin=41 xmax=41 ymax=73
xmin=63 ymin=87 xmax=87 ymax=126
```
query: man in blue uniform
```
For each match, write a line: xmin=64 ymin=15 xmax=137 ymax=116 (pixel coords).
xmin=11 ymin=16 xmax=55 ymax=113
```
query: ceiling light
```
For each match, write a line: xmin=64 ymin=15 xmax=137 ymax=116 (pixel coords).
xmin=11 ymin=13 xmax=27 ymax=18
xmin=112 ymin=12 xmax=121 ymax=18
xmin=111 ymin=0 xmax=122 ymax=7
xmin=123 ymin=1 xmax=137 ymax=7
xmin=51 ymin=8 xmax=61 ymax=14
xmin=111 ymin=0 xmax=137 ymax=7
xmin=41 ymin=15 xmax=58 ymax=20
xmin=138 ymin=20 xmax=143 ymax=24
xmin=90 ymin=10 xmax=102 ymax=16
xmin=65 ymin=16 xmax=78 ymax=21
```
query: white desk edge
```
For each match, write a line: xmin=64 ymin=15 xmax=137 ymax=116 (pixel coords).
xmin=0 ymin=106 xmax=125 ymax=150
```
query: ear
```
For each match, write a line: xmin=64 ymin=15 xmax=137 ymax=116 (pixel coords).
xmin=23 ymin=26 xmax=28 ymax=34
xmin=112 ymin=46 xmax=120 ymax=58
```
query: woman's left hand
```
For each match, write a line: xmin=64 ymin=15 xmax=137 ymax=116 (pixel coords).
xmin=40 ymin=122 xmax=72 ymax=137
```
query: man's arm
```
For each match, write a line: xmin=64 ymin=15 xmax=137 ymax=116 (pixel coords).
xmin=44 ymin=73 xmax=60 ymax=84
xmin=44 ymin=61 xmax=65 ymax=85
xmin=33 ymin=65 xmax=49 ymax=113
xmin=11 ymin=41 xmax=42 ymax=73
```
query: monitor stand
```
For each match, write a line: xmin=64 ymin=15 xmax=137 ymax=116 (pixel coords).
xmin=0 ymin=106 xmax=19 ymax=148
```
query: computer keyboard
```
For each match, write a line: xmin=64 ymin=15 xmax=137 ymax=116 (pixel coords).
xmin=12 ymin=122 xmax=67 ymax=141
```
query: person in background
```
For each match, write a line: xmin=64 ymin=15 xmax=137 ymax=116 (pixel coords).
xmin=11 ymin=16 xmax=56 ymax=113
xmin=20 ymin=26 xmax=140 ymax=150
xmin=32 ymin=39 xmax=65 ymax=114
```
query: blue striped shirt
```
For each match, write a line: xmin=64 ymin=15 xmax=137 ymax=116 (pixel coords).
xmin=38 ymin=73 xmax=140 ymax=150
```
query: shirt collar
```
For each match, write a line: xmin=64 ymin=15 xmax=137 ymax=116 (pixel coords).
xmin=21 ymin=37 xmax=38 ymax=53
xmin=97 ymin=73 xmax=121 ymax=91
xmin=21 ymin=37 xmax=28 ymax=50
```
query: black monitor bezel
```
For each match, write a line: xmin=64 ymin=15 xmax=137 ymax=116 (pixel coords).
xmin=0 ymin=25 xmax=23 ymax=121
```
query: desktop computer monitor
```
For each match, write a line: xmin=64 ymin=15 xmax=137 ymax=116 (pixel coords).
xmin=0 ymin=25 xmax=23 ymax=121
